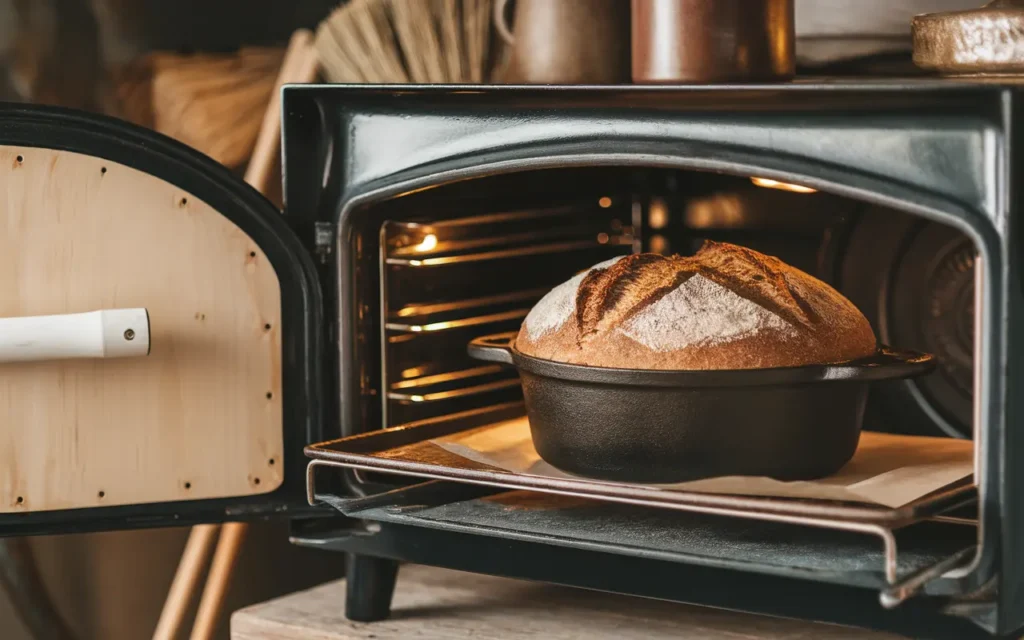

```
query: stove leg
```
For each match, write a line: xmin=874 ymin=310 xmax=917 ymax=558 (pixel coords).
xmin=344 ymin=553 xmax=399 ymax=622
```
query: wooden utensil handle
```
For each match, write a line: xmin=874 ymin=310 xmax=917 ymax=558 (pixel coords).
xmin=0 ymin=308 xmax=150 ymax=363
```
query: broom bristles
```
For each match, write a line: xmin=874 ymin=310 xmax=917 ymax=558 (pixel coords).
xmin=390 ymin=0 xmax=444 ymax=82
xmin=462 ymin=0 xmax=490 ymax=83
xmin=314 ymin=0 xmax=496 ymax=83
xmin=111 ymin=47 xmax=285 ymax=167
xmin=440 ymin=0 xmax=464 ymax=82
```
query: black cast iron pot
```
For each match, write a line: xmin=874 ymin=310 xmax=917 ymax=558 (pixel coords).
xmin=468 ymin=332 xmax=936 ymax=483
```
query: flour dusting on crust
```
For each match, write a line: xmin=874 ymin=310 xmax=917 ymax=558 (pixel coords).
xmin=522 ymin=256 xmax=624 ymax=340
xmin=619 ymin=274 xmax=796 ymax=351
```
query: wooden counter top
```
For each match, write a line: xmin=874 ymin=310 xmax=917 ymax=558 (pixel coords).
xmin=231 ymin=564 xmax=900 ymax=639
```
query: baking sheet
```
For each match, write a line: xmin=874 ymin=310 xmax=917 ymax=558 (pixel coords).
xmin=431 ymin=417 xmax=973 ymax=509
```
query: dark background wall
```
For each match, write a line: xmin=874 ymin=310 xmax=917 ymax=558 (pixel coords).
xmin=2 ymin=523 xmax=344 ymax=640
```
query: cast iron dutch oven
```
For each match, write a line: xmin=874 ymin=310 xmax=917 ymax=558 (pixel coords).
xmin=469 ymin=332 xmax=935 ymax=483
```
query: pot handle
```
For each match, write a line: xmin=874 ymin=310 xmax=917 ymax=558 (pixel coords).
xmin=468 ymin=332 xmax=517 ymax=365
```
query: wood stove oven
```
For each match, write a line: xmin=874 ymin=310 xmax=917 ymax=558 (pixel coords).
xmin=0 ymin=80 xmax=1019 ymax=638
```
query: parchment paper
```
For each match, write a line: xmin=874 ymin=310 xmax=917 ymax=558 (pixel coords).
xmin=431 ymin=417 xmax=973 ymax=508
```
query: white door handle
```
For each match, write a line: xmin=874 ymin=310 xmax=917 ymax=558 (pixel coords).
xmin=0 ymin=308 xmax=150 ymax=363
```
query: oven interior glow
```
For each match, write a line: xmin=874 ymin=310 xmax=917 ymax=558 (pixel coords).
xmin=750 ymin=177 xmax=818 ymax=193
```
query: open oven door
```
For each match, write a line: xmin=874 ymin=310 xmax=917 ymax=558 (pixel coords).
xmin=0 ymin=103 xmax=326 ymax=536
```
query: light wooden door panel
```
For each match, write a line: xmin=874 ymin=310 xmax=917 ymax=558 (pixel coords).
xmin=0 ymin=145 xmax=284 ymax=513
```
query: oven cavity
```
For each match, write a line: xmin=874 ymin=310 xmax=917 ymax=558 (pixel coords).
xmin=323 ymin=164 xmax=982 ymax=621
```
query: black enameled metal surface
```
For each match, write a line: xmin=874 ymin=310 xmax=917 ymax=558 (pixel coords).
xmin=0 ymin=102 xmax=328 ymax=534
xmin=290 ymin=519 xmax=995 ymax=640
xmin=468 ymin=333 xmax=934 ymax=482
xmin=281 ymin=81 xmax=1022 ymax=634
xmin=318 ymin=489 xmax=974 ymax=591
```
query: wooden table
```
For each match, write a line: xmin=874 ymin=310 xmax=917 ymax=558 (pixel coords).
xmin=231 ymin=564 xmax=901 ymax=639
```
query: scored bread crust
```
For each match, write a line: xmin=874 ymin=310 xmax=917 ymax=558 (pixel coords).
xmin=516 ymin=241 xmax=877 ymax=370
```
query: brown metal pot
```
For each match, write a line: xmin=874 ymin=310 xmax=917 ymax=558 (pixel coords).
xmin=631 ymin=0 xmax=796 ymax=83
xmin=494 ymin=0 xmax=631 ymax=84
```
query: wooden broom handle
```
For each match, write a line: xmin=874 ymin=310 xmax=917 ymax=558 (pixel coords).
xmin=245 ymin=30 xmax=319 ymax=191
xmin=188 ymin=522 xmax=248 ymax=640
xmin=152 ymin=524 xmax=220 ymax=640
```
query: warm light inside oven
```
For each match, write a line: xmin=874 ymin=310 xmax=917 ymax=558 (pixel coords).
xmin=648 ymin=197 xmax=669 ymax=229
xmin=411 ymin=320 xmax=457 ymax=332
xmin=414 ymin=233 xmax=438 ymax=252
xmin=750 ymin=177 xmax=818 ymax=194
xmin=598 ymin=196 xmax=613 ymax=208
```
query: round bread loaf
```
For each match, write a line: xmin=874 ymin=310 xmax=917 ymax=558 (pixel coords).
xmin=516 ymin=241 xmax=877 ymax=370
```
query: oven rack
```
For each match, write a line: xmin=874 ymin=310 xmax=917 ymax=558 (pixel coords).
xmin=381 ymin=199 xmax=632 ymax=259
xmin=305 ymin=404 xmax=979 ymax=608
xmin=388 ymin=288 xmax=547 ymax=324
xmin=388 ymin=364 xmax=518 ymax=400
xmin=385 ymin=364 xmax=522 ymax=424
xmin=377 ymin=203 xmax=631 ymax=428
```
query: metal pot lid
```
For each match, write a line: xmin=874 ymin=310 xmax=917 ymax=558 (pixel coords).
xmin=913 ymin=0 xmax=1024 ymax=74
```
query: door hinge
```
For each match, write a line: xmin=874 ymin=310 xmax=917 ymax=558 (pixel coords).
xmin=314 ymin=221 xmax=335 ymax=263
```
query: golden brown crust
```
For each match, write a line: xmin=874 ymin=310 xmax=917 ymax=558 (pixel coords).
xmin=516 ymin=241 xmax=877 ymax=370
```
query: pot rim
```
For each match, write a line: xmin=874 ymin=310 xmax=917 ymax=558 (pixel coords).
xmin=468 ymin=332 xmax=936 ymax=388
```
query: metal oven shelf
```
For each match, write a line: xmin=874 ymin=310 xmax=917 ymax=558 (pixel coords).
xmin=309 ymin=482 xmax=977 ymax=596
xmin=305 ymin=404 xmax=979 ymax=609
